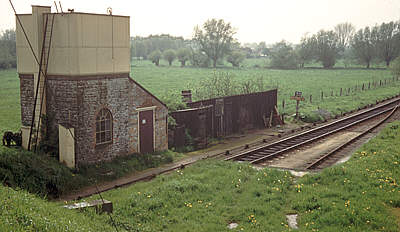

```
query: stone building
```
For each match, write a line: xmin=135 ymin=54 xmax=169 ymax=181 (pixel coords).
xmin=16 ymin=6 xmax=168 ymax=168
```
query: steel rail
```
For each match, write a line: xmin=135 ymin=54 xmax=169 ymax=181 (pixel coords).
xmin=224 ymin=97 xmax=400 ymax=164
xmin=305 ymin=104 xmax=398 ymax=170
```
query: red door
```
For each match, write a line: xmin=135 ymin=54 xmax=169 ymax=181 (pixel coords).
xmin=139 ymin=110 xmax=154 ymax=154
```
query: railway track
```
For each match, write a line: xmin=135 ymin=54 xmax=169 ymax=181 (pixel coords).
xmin=304 ymin=104 xmax=398 ymax=170
xmin=224 ymin=97 xmax=400 ymax=166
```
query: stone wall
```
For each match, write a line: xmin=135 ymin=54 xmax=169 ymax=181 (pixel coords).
xmin=128 ymin=79 xmax=168 ymax=152
xmin=43 ymin=74 xmax=168 ymax=166
xmin=19 ymin=74 xmax=34 ymax=126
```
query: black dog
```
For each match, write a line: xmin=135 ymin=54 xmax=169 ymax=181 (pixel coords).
xmin=2 ymin=131 xmax=13 ymax=146
xmin=2 ymin=131 xmax=22 ymax=147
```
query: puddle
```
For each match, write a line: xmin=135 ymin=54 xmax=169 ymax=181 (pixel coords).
xmin=227 ymin=222 xmax=238 ymax=229
xmin=286 ymin=214 xmax=298 ymax=229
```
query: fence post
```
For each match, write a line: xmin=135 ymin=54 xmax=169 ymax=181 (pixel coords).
xmin=368 ymin=82 xmax=370 ymax=90
xmin=362 ymin=83 xmax=365 ymax=91
xmin=321 ymin=91 xmax=324 ymax=100
xmin=310 ymin=95 xmax=312 ymax=103
xmin=340 ymin=88 xmax=342 ymax=96
xmin=380 ymin=80 xmax=382 ymax=86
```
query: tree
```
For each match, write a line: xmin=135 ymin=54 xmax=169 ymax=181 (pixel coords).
xmin=0 ymin=29 xmax=16 ymax=69
xmin=373 ymin=21 xmax=400 ymax=66
xmin=296 ymin=34 xmax=315 ymax=68
xmin=193 ymin=19 xmax=236 ymax=68
xmin=163 ymin=49 xmax=176 ymax=66
xmin=334 ymin=22 xmax=355 ymax=51
xmin=130 ymin=34 xmax=187 ymax=60
xmin=132 ymin=37 xmax=148 ymax=59
xmin=313 ymin=30 xmax=340 ymax=68
xmin=189 ymin=50 xmax=210 ymax=68
xmin=176 ymin=48 xmax=191 ymax=67
xmin=269 ymin=40 xmax=298 ymax=69
xmin=148 ymin=50 xmax=162 ymax=66
xmin=227 ymin=50 xmax=246 ymax=67
xmin=256 ymin=42 xmax=268 ymax=57
xmin=390 ymin=57 xmax=400 ymax=78
xmin=351 ymin=27 xmax=375 ymax=68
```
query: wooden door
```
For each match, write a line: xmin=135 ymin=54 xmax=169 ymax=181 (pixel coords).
xmin=139 ymin=110 xmax=154 ymax=154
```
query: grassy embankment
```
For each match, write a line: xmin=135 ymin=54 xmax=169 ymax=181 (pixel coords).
xmin=2 ymin=122 xmax=399 ymax=231
xmin=80 ymin=121 xmax=397 ymax=231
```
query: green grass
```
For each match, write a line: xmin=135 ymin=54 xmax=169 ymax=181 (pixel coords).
xmin=291 ymin=122 xmax=400 ymax=231
xmin=89 ymin=161 xmax=294 ymax=231
xmin=0 ymin=121 xmax=398 ymax=231
xmin=0 ymin=60 xmax=398 ymax=137
xmin=0 ymin=69 xmax=20 ymax=137
xmin=131 ymin=59 xmax=400 ymax=121
xmin=0 ymin=185 xmax=113 ymax=231
xmin=76 ymin=121 xmax=399 ymax=231
xmin=0 ymin=61 xmax=399 ymax=230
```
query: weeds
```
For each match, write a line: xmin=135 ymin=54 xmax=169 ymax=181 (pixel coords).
xmin=0 ymin=148 xmax=179 ymax=198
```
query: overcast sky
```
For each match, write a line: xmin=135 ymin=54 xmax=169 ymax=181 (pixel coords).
xmin=1 ymin=0 xmax=399 ymax=44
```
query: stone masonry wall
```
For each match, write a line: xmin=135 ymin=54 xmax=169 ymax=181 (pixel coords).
xmin=128 ymin=79 xmax=168 ymax=152
xmin=44 ymin=75 xmax=168 ymax=167
xmin=19 ymin=75 xmax=34 ymax=126
xmin=76 ymin=77 xmax=131 ymax=164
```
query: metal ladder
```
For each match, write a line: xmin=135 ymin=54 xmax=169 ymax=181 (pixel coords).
xmin=28 ymin=13 xmax=55 ymax=151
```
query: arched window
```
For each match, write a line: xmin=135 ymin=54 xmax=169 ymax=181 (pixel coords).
xmin=96 ymin=108 xmax=112 ymax=145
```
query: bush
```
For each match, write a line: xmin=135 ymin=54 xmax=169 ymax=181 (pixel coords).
xmin=0 ymin=147 xmax=179 ymax=198
xmin=0 ymin=149 xmax=87 ymax=198
xmin=300 ymin=111 xmax=324 ymax=123
xmin=269 ymin=40 xmax=298 ymax=69
xmin=227 ymin=51 xmax=246 ymax=67
xmin=190 ymin=51 xmax=210 ymax=68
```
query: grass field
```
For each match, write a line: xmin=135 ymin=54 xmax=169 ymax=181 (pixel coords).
xmin=72 ymin=121 xmax=398 ymax=231
xmin=0 ymin=59 xmax=398 ymax=135
xmin=131 ymin=59 xmax=400 ymax=121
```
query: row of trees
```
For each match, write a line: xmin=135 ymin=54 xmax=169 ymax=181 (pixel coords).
xmin=0 ymin=29 xmax=16 ymax=69
xmin=132 ymin=20 xmax=400 ymax=69
xmin=1 ymin=20 xmax=399 ymax=70
xmin=274 ymin=21 xmax=400 ymax=69
xmin=132 ymin=19 xmax=244 ymax=68
xmin=131 ymin=34 xmax=187 ymax=60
